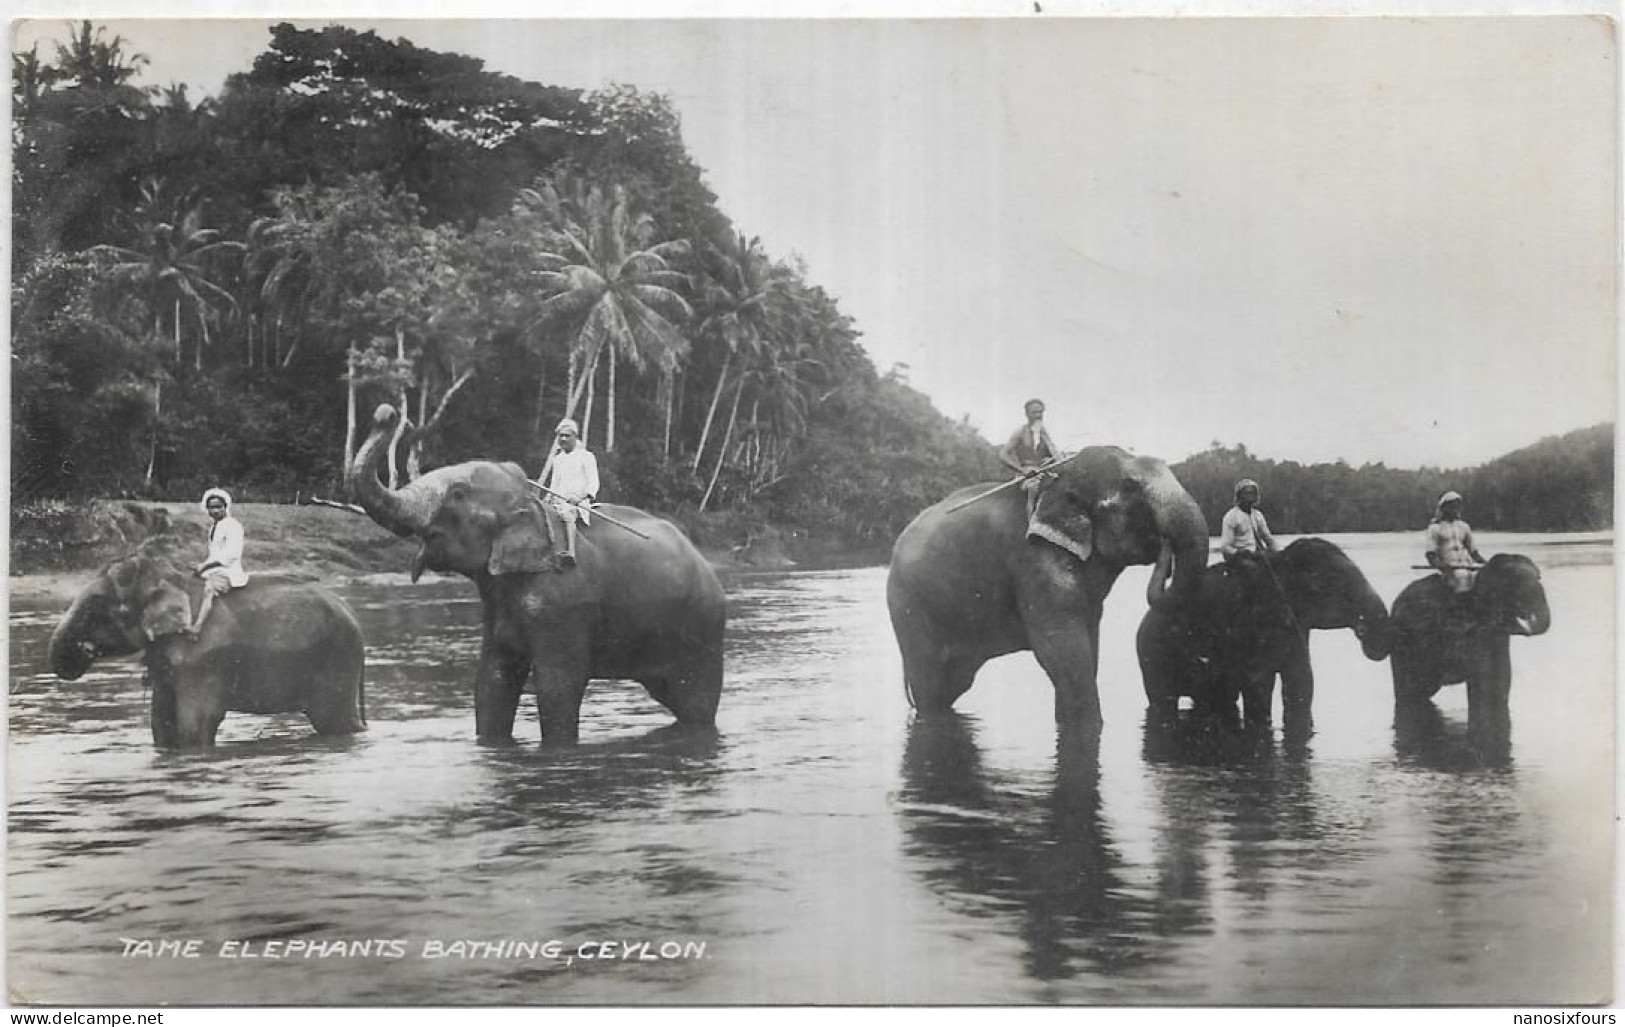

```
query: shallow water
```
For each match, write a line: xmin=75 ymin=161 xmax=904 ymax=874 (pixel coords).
xmin=6 ymin=532 xmax=1613 ymax=1005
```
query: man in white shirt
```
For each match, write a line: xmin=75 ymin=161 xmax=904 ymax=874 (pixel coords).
xmin=1426 ymin=490 xmax=1485 ymax=594
xmin=1220 ymin=478 xmax=1277 ymax=562
xmin=540 ymin=418 xmax=599 ymax=567
xmin=189 ymin=487 xmax=249 ymax=634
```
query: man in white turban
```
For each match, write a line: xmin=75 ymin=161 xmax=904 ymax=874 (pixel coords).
xmin=539 ymin=418 xmax=599 ymax=567
xmin=190 ymin=487 xmax=249 ymax=634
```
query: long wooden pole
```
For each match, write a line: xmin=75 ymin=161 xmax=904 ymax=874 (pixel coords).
xmin=944 ymin=451 xmax=1081 ymax=514
xmin=526 ymin=480 xmax=651 ymax=540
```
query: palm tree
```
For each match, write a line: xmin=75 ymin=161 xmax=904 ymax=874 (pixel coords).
xmin=90 ymin=179 xmax=242 ymax=370
xmin=52 ymin=20 xmax=148 ymax=90
xmin=698 ymin=332 xmax=821 ymax=513
xmin=520 ymin=174 xmax=691 ymax=455
xmin=691 ymin=232 xmax=791 ymax=473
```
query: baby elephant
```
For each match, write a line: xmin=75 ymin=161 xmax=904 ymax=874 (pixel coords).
xmin=49 ymin=550 xmax=366 ymax=749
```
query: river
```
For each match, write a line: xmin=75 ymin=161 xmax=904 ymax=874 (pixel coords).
xmin=5 ymin=532 xmax=1613 ymax=1005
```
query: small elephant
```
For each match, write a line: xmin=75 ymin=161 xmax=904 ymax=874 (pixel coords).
xmin=1389 ymin=553 xmax=1550 ymax=736
xmin=346 ymin=404 xmax=725 ymax=743
xmin=887 ymin=446 xmax=1210 ymax=727
xmin=1136 ymin=537 xmax=1390 ymax=729
xmin=48 ymin=550 xmax=367 ymax=749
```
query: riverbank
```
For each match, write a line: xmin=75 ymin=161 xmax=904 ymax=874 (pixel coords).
xmin=7 ymin=499 xmax=890 ymax=604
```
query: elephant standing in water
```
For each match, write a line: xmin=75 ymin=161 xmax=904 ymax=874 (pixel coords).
xmin=1389 ymin=553 xmax=1550 ymax=736
xmin=887 ymin=446 xmax=1209 ymax=727
xmin=49 ymin=549 xmax=366 ymax=749
xmin=346 ymin=404 xmax=725 ymax=743
xmin=1136 ymin=538 xmax=1390 ymax=729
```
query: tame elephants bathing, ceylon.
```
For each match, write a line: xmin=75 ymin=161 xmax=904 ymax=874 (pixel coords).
xmin=1136 ymin=537 xmax=1391 ymax=731
xmin=886 ymin=446 xmax=1210 ymax=729
xmin=345 ymin=403 xmax=726 ymax=744
xmin=49 ymin=550 xmax=367 ymax=749
xmin=1389 ymin=552 xmax=1551 ymax=739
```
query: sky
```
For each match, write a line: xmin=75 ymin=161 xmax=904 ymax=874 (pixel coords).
xmin=11 ymin=2 xmax=1620 ymax=470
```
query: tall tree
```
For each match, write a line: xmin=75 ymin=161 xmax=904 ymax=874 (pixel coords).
xmin=89 ymin=178 xmax=242 ymax=370
xmin=521 ymin=173 xmax=691 ymax=455
xmin=691 ymin=232 xmax=791 ymax=473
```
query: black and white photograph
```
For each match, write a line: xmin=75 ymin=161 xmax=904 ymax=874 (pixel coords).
xmin=6 ymin=1 xmax=1618 ymax=1011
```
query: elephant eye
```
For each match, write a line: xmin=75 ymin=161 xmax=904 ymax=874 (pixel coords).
xmin=449 ymin=484 xmax=470 ymax=502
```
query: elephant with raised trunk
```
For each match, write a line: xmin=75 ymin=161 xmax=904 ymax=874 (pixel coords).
xmin=887 ymin=446 xmax=1209 ymax=727
xmin=49 ymin=550 xmax=366 ymax=749
xmin=1136 ymin=537 xmax=1390 ymax=729
xmin=1389 ymin=553 xmax=1550 ymax=737
xmin=346 ymin=404 xmax=726 ymax=743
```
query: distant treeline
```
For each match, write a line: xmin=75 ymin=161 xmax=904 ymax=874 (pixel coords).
xmin=1173 ymin=423 xmax=1614 ymax=534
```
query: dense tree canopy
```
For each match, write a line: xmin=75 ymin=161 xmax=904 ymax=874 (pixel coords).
xmin=12 ymin=21 xmax=1609 ymax=547
xmin=11 ymin=21 xmax=998 ymax=548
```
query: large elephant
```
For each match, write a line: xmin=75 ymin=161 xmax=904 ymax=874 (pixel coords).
xmin=886 ymin=446 xmax=1209 ymax=727
xmin=1136 ymin=537 xmax=1390 ymax=729
xmin=1388 ymin=553 xmax=1550 ymax=736
xmin=48 ymin=550 xmax=366 ymax=749
xmin=346 ymin=404 xmax=725 ymax=743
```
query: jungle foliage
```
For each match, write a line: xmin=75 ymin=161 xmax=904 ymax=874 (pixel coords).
xmin=11 ymin=22 xmax=1609 ymax=546
xmin=11 ymin=22 xmax=999 ymax=547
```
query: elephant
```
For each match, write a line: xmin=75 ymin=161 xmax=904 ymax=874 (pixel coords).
xmin=48 ymin=548 xmax=367 ymax=749
xmin=1388 ymin=553 xmax=1550 ymax=737
xmin=1136 ymin=537 xmax=1390 ymax=729
xmin=886 ymin=446 xmax=1210 ymax=727
xmin=346 ymin=403 xmax=725 ymax=743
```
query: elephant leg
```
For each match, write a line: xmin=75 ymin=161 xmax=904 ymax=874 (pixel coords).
xmin=305 ymin=637 xmax=368 ymax=735
xmin=1239 ymin=668 xmax=1275 ymax=729
xmin=531 ymin=662 xmax=589 ymax=744
xmin=901 ymin=640 xmax=981 ymax=716
xmin=1280 ymin=638 xmax=1314 ymax=728
xmin=1135 ymin=615 xmax=1180 ymax=722
xmin=1390 ymin=646 xmax=1441 ymax=703
xmin=150 ymin=675 xmax=179 ymax=749
xmin=474 ymin=642 xmax=530 ymax=742
xmin=1467 ymin=639 xmax=1513 ymax=740
xmin=307 ymin=669 xmax=367 ymax=735
xmin=1030 ymin=618 xmax=1102 ymax=727
xmin=171 ymin=676 xmax=227 ymax=749
xmin=643 ymin=643 xmax=723 ymax=728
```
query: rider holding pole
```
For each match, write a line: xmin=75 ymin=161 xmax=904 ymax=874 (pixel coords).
xmin=539 ymin=418 xmax=598 ymax=567
xmin=999 ymin=399 xmax=1061 ymax=522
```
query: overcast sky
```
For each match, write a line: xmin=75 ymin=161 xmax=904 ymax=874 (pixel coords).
xmin=12 ymin=5 xmax=1618 ymax=469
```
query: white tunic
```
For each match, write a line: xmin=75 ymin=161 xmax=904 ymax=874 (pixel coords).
xmin=547 ymin=447 xmax=600 ymax=524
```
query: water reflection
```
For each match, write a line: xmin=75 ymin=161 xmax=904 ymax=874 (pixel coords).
xmin=1140 ymin=715 xmax=1344 ymax=923
xmin=6 ymin=539 xmax=1611 ymax=1005
xmin=1393 ymin=699 xmax=1513 ymax=771
xmin=897 ymin=715 xmax=1160 ymax=984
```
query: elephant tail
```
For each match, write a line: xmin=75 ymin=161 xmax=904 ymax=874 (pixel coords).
xmin=358 ymin=665 xmax=368 ymax=727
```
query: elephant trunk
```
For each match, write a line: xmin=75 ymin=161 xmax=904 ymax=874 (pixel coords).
xmin=1357 ymin=593 xmax=1392 ymax=661
xmin=1145 ymin=486 xmax=1210 ymax=612
xmin=346 ymin=404 xmax=434 ymax=539
xmin=1513 ymin=596 xmax=1551 ymax=637
xmin=48 ymin=601 xmax=95 ymax=681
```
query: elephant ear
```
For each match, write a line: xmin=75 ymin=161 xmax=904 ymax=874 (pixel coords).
xmin=140 ymin=582 xmax=194 ymax=641
xmin=489 ymin=500 xmax=555 ymax=575
xmin=1028 ymin=486 xmax=1093 ymax=564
